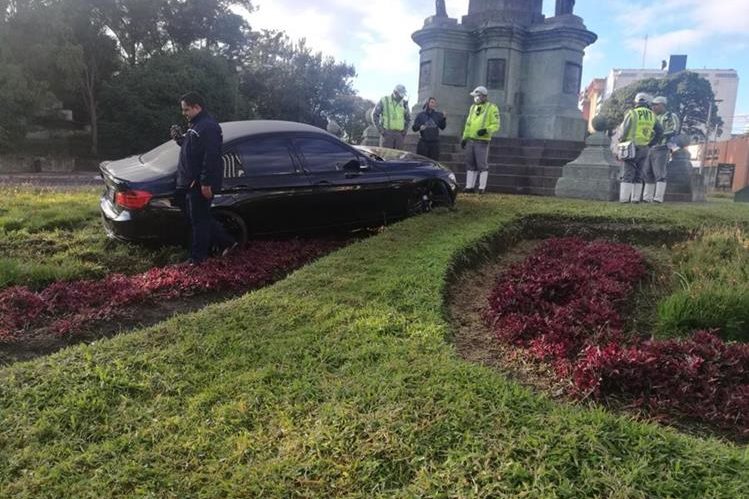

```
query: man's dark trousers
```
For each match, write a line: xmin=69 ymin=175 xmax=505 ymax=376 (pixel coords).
xmin=181 ymin=186 xmax=234 ymax=263
xmin=417 ymin=140 xmax=440 ymax=161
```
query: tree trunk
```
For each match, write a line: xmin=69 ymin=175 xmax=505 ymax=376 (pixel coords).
xmin=82 ymin=57 xmax=99 ymax=157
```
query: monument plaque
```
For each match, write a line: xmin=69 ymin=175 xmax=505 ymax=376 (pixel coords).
xmin=486 ymin=58 xmax=506 ymax=90
xmin=563 ymin=62 xmax=582 ymax=94
xmin=442 ymin=50 xmax=468 ymax=87
xmin=419 ymin=61 xmax=432 ymax=89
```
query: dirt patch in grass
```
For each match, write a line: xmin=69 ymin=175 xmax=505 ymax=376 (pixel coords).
xmin=448 ymin=240 xmax=570 ymax=399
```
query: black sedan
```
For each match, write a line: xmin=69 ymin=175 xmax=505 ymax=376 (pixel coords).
xmin=99 ymin=120 xmax=457 ymax=244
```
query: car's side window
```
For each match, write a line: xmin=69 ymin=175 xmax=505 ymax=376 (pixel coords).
xmin=227 ymin=137 xmax=297 ymax=178
xmin=294 ymin=137 xmax=358 ymax=173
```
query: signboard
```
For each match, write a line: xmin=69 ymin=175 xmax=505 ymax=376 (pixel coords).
xmin=715 ymin=163 xmax=735 ymax=190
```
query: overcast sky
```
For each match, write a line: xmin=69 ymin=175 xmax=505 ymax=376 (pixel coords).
xmin=239 ymin=0 xmax=749 ymax=133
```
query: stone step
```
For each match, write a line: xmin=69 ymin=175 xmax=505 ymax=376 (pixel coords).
xmin=442 ymin=162 xmax=563 ymax=177
xmin=455 ymin=172 xmax=561 ymax=189
xmin=440 ymin=154 xmax=573 ymax=167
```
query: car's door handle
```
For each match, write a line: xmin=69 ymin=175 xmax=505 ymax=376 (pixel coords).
xmin=313 ymin=181 xmax=331 ymax=188
xmin=344 ymin=172 xmax=361 ymax=179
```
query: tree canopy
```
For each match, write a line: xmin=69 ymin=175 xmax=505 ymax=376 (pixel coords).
xmin=0 ymin=0 xmax=373 ymax=156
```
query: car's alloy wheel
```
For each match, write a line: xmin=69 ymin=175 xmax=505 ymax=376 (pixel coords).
xmin=213 ymin=209 xmax=248 ymax=246
xmin=406 ymin=181 xmax=451 ymax=216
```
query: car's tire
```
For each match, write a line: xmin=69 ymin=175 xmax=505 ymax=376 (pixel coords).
xmin=213 ymin=209 xmax=248 ymax=246
xmin=406 ymin=180 xmax=452 ymax=216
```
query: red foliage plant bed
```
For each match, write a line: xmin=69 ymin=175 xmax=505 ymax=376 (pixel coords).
xmin=0 ymin=238 xmax=344 ymax=344
xmin=484 ymin=237 xmax=749 ymax=435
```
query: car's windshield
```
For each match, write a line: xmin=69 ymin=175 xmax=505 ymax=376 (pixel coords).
xmin=140 ymin=140 xmax=180 ymax=165
xmin=355 ymin=149 xmax=384 ymax=161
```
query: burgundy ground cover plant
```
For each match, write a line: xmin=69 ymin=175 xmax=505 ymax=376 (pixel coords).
xmin=484 ymin=237 xmax=749 ymax=435
xmin=0 ymin=238 xmax=344 ymax=343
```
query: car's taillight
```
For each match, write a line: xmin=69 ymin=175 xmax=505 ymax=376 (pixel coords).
xmin=115 ymin=190 xmax=153 ymax=210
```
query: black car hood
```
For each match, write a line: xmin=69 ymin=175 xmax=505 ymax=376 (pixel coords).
xmin=354 ymin=145 xmax=448 ymax=172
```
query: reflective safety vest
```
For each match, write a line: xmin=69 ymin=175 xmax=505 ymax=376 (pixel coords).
xmin=462 ymin=102 xmax=501 ymax=141
xmin=657 ymin=111 xmax=680 ymax=145
xmin=380 ymin=95 xmax=407 ymax=131
xmin=627 ymin=107 xmax=656 ymax=146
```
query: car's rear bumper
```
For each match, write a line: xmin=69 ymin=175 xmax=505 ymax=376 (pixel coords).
xmin=100 ymin=196 xmax=186 ymax=243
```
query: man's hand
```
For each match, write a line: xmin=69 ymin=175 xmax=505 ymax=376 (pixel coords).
xmin=420 ymin=124 xmax=427 ymax=131
xmin=477 ymin=128 xmax=487 ymax=137
xmin=401 ymin=128 xmax=407 ymax=136
xmin=170 ymin=124 xmax=183 ymax=141
xmin=461 ymin=139 xmax=467 ymax=149
xmin=201 ymin=185 xmax=213 ymax=199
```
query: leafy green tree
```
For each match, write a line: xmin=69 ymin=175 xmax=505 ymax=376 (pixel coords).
xmin=98 ymin=50 xmax=236 ymax=156
xmin=599 ymin=71 xmax=722 ymax=140
xmin=93 ymin=0 xmax=253 ymax=65
xmin=241 ymin=32 xmax=358 ymax=127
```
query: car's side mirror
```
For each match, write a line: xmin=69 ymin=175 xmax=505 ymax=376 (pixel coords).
xmin=342 ymin=159 xmax=362 ymax=172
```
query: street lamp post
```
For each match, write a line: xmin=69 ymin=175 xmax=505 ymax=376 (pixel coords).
xmin=699 ymin=99 xmax=723 ymax=174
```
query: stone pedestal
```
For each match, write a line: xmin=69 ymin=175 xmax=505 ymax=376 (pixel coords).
xmin=359 ymin=125 xmax=381 ymax=147
xmin=734 ymin=186 xmax=749 ymax=203
xmin=666 ymin=149 xmax=705 ymax=202
xmin=554 ymin=131 xmax=619 ymax=201
xmin=411 ymin=2 xmax=596 ymax=141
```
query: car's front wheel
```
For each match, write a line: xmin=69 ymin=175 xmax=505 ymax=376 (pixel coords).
xmin=406 ymin=180 xmax=453 ymax=216
xmin=213 ymin=209 xmax=248 ymax=246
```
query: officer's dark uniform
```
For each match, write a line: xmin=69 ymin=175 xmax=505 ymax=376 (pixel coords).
xmin=175 ymin=110 xmax=234 ymax=263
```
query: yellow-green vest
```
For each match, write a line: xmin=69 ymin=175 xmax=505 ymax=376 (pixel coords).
xmin=462 ymin=102 xmax=501 ymax=141
xmin=380 ymin=96 xmax=406 ymax=131
xmin=627 ymin=107 xmax=656 ymax=146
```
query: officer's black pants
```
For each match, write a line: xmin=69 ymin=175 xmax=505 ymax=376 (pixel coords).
xmin=416 ymin=140 xmax=440 ymax=161
xmin=177 ymin=186 xmax=235 ymax=263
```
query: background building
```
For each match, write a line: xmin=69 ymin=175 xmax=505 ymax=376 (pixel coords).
xmin=580 ymin=78 xmax=606 ymax=133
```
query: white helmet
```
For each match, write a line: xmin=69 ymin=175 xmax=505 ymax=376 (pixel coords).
xmin=470 ymin=86 xmax=489 ymax=97
xmin=652 ymin=96 xmax=668 ymax=105
xmin=393 ymin=84 xmax=407 ymax=97
xmin=634 ymin=92 xmax=653 ymax=104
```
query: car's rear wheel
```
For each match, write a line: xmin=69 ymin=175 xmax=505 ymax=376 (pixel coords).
xmin=213 ymin=209 xmax=248 ymax=246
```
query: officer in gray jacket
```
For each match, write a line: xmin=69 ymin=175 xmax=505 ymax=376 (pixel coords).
xmin=372 ymin=84 xmax=411 ymax=150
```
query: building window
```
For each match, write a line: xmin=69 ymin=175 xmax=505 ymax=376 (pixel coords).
xmin=486 ymin=58 xmax=506 ymax=90
xmin=442 ymin=50 xmax=468 ymax=87
xmin=563 ymin=62 xmax=582 ymax=94
xmin=419 ymin=61 xmax=432 ymax=89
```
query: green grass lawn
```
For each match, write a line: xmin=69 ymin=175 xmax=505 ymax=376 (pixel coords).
xmin=0 ymin=187 xmax=183 ymax=290
xmin=2 ymin=195 xmax=749 ymax=497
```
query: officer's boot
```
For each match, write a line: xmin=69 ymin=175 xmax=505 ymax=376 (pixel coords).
xmin=465 ymin=171 xmax=476 ymax=193
xmin=643 ymin=183 xmax=656 ymax=203
xmin=654 ymin=182 xmax=667 ymax=203
xmin=478 ymin=171 xmax=489 ymax=194
xmin=631 ymin=183 xmax=644 ymax=203
xmin=619 ymin=183 xmax=633 ymax=203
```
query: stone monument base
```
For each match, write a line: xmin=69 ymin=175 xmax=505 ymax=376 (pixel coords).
xmin=554 ymin=131 xmax=619 ymax=201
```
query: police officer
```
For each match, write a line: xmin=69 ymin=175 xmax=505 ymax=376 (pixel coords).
xmin=372 ymin=84 xmax=411 ymax=150
xmin=461 ymin=86 xmax=500 ymax=194
xmin=172 ymin=91 xmax=236 ymax=265
xmin=411 ymin=97 xmax=446 ymax=161
xmin=643 ymin=96 xmax=680 ymax=203
xmin=618 ymin=92 xmax=662 ymax=203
